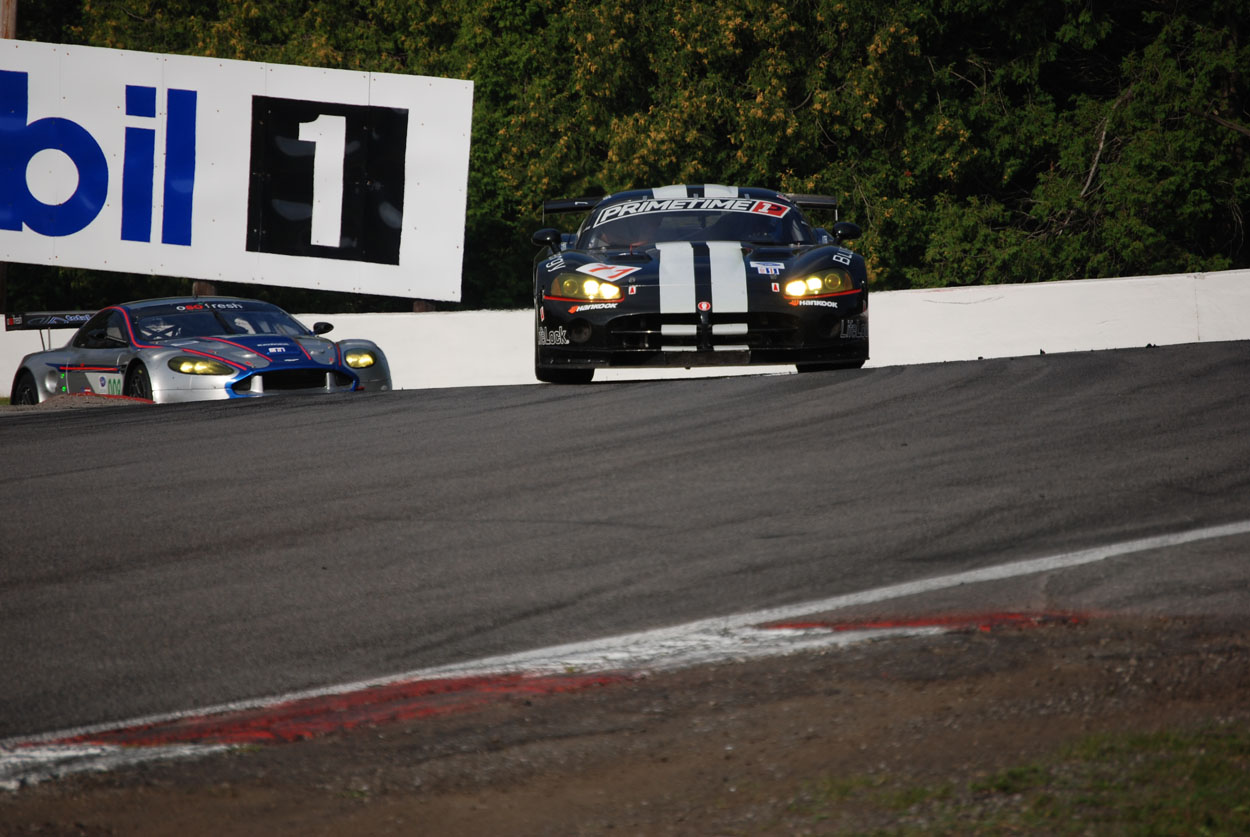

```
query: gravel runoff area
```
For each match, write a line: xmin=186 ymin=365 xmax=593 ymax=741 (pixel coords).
xmin=2 ymin=612 xmax=1248 ymax=835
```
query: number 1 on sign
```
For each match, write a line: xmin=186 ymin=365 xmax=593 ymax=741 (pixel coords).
xmin=298 ymin=114 xmax=346 ymax=247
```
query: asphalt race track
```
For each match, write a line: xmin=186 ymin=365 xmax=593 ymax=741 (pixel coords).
xmin=2 ymin=341 xmax=1248 ymax=741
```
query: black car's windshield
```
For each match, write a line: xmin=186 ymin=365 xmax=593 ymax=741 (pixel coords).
xmin=131 ymin=302 xmax=309 ymax=342
xmin=578 ymin=198 xmax=815 ymax=249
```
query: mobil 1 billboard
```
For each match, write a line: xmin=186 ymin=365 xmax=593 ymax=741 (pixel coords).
xmin=0 ymin=40 xmax=474 ymax=301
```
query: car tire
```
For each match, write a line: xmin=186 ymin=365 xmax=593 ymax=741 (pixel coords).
xmin=124 ymin=363 xmax=153 ymax=400
xmin=11 ymin=369 xmax=39 ymax=405
xmin=535 ymin=364 xmax=594 ymax=385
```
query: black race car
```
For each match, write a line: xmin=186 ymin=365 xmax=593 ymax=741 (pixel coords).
xmin=531 ymin=184 xmax=868 ymax=384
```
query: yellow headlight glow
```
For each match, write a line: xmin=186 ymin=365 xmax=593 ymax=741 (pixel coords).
xmin=783 ymin=269 xmax=855 ymax=298
xmin=168 ymin=357 xmax=233 ymax=375
xmin=550 ymin=273 xmax=622 ymax=300
xmin=345 ymin=350 xmax=375 ymax=369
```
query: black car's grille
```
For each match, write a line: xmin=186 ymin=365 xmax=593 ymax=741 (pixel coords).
xmin=606 ymin=313 xmax=804 ymax=351
xmin=232 ymin=369 xmax=355 ymax=394
xmin=606 ymin=314 xmax=662 ymax=350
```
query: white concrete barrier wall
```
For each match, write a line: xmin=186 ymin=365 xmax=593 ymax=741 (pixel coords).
xmin=4 ymin=270 xmax=1248 ymax=393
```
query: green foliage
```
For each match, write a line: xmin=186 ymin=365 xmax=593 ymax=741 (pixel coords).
xmin=788 ymin=723 xmax=1250 ymax=835
xmin=8 ymin=0 xmax=1248 ymax=312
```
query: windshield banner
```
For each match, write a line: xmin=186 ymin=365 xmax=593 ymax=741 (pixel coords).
xmin=593 ymin=197 xmax=790 ymax=227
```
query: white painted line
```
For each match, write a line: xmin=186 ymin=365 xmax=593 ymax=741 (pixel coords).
xmin=0 ymin=744 xmax=232 ymax=792
xmin=415 ymin=519 xmax=1250 ymax=678
xmin=4 ymin=518 xmax=1248 ymax=789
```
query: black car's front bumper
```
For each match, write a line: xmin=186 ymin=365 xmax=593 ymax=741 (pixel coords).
xmin=536 ymin=293 xmax=869 ymax=370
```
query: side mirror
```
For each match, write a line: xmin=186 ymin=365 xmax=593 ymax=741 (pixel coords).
xmin=89 ymin=328 xmax=126 ymax=347
xmin=532 ymin=227 xmax=565 ymax=254
xmin=313 ymin=321 xmax=334 ymax=335
xmin=832 ymin=221 xmax=862 ymax=244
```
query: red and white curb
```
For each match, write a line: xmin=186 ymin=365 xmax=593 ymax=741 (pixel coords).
xmin=4 ymin=520 xmax=1248 ymax=790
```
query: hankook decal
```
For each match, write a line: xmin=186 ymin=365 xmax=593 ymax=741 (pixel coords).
xmin=567 ymin=303 xmax=621 ymax=313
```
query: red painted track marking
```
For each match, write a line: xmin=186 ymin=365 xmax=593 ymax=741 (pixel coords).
xmin=40 ymin=672 xmax=632 ymax=748
xmin=21 ymin=613 xmax=1083 ymax=753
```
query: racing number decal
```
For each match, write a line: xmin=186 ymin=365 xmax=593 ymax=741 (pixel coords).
xmin=575 ymin=263 xmax=642 ymax=282
xmin=246 ymin=97 xmax=408 ymax=265
xmin=297 ymin=114 xmax=347 ymax=248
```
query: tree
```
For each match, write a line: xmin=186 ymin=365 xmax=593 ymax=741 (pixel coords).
xmin=6 ymin=0 xmax=1246 ymax=313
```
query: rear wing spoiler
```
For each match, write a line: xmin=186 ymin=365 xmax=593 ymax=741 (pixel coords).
xmin=542 ymin=197 xmax=603 ymax=218
xmin=5 ymin=311 xmax=94 ymax=331
xmin=783 ymin=194 xmax=840 ymax=214
xmin=544 ymin=193 xmax=839 ymax=214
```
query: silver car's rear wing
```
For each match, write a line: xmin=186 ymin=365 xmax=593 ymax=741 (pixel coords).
xmin=5 ymin=311 xmax=94 ymax=331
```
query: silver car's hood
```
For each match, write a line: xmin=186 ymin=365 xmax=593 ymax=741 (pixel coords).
xmin=160 ymin=334 xmax=337 ymax=369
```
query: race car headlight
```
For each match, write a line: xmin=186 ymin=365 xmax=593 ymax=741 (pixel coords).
xmin=551 ymin=273 xmax=622 ymax=300
xmin=168 ymin=357 xmax=233 ymax=376
xmin=783 ymin=269 xmax=855 ymax=298
xmin=344 ymin=350 xmax=376 ymax=369
xmin=586 ymin=279 xmax=622 ymax=300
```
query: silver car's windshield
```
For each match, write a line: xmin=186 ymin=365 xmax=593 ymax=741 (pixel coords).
xmin=132 ymin=303 xmax=309 ymax=342
xmin=578 ymin=202 xmax=815 ymax=249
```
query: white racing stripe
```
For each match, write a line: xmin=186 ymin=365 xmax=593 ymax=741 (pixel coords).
xmin=6 ymin=519 xmax=1249 ymax=789
xmin=656 ymin=242 xmax=696 ymax=316
xmin=652 ymin=183 xmax=738 ymax=199
xmin=651 ymin=185 xmax=689 ymax=199
xmin=707 ymin=241 xmax=749 ymax=314
xmin=655 ymin=240 xmax=748 ymax=349
xmin=646 ymin=190 xmax=749 ymax=347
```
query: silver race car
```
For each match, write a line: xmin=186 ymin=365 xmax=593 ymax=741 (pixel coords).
xmin=7 ymin=296 xmax=390 ymax=405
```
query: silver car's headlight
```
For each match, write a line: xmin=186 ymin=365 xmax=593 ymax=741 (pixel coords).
xmin=344 ymin=350 xmax=376 ymax=369
xmin=168 ymin=357 xmax=234 ymax=375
